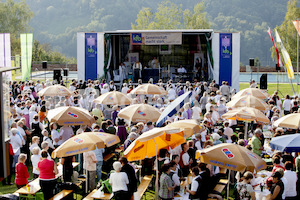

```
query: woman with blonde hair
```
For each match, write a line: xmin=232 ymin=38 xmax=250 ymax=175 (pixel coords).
xmin=15 ymin=153 xmax=29 ymax=189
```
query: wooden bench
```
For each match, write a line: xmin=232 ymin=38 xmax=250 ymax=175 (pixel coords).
xmin=103 ymin=153 xmax=116 ymax=162
xmin=49 ymin=190 xmax=73 ymax=200
xmin=219 ymin=168 xmax=227 ymax=175
xmin=218 ymin=179 xmax=229 ymax=185
xmin=213 ymin=184 xmax=226 ymax=194
xmin=83 ymin=189 xmax=113 ymax=200
xmin=134 ymin=175 xmax=153 ymax=200
xmin=75 ymin=177 xmax=86 ymax=187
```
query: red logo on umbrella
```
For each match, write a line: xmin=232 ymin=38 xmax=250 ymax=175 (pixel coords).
xmin=222 ymin=148 xmax=234 ymax=159
xmin=247 ymin=152 xmax=258 ymax=160
xmin=73 ymin=138 xmax=83 ymax=144
xmin=138 ymin=111 xmax=146 ymax=116
xmin=68 ymin=112 xmax=78 ymax=118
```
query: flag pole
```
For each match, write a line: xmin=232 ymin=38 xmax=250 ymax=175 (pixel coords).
xmin=297 ymin=19 xmax=299 ymax=95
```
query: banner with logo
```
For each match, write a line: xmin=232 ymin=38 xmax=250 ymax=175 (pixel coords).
xmin=21 ymin=33 xmax=33 ymax=81
xmin=77 ymin=32 xmax=105 ymax=81
xmin=131 ymin=32 xmax=182 ymax=45
xmin=212 ymin=33 xmax=240 ymax=91
xmin=219 ymin=33 xmax=233 ymax=85
xmin=0 ymin=33 xmax=12 ymax=80
xmin=85 ymin=33 xmax=98 ymax=80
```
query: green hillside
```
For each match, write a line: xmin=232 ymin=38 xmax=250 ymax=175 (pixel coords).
xmin=25 ymin=0 xmax=293 ymax=65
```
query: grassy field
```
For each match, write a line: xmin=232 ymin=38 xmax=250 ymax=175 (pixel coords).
xmin=239 ymin=83 xmax=298 ymax=97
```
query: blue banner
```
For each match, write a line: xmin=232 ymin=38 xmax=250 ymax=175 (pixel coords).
xmin=85 ymin=33 xmax=97 ymax=80
xmin=219 ymin=33 xmax=232 ymax=85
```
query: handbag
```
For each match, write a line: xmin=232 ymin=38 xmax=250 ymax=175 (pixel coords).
xmin=9 ymin=144 xmax=14 ymax=156
xmin=101 ymin=179 xmax=112 ymax=194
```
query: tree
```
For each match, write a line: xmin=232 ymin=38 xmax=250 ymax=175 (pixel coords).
xmin=0 ymin=0 xmax=34 ymax=56
xmin=183 ymin=2 xmax=210 ymax=29
xmin=32 ymin=40 xmax=75 ymax=63
xmin=0 ymin=0 xmax=33 ymax=34
xmin=131 ymin=7 xmax=154 ymax=30
xmin=152 ymin=1 xmax=182 ymax=29
xmin=271 ymin=0 xmax=300 ymax=64
xmin=131 ymin=1 xmax=211 ymax=30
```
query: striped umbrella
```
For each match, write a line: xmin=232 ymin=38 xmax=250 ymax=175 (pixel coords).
xmin=156 ymin=91 xmax=192 ymax=127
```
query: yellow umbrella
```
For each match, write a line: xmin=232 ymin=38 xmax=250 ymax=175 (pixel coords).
xmin=273 ymin=113 xmax=300 ymax=129
xmin=118 ymin=104 xmax=161 ymax=123
xmin=37 ymin=85 xmax=72 ymax=96
xmin=130 ymin=83 xmax=168 ymax=95
xmin=227 ymin=95 xmax=269 ymax=111
xmin=196 ymin=143 xmax=267 ymax=172
xmin=124 ymin=127 xmax=184 ymax=161
xmin=221 ymin=107 xmax=269 ymax=123
xmin=232 ymin=88 xmax=269 ymax=100
xmin=124 ymin=127 xmax=184 ymax=200
xmin=166 ymin=119 xmax=203 ymax=138
xmin=47 ymin=106 xmax=95 ymax=125
xmin=94 ymin=91 xmax=131 ymax=105
xmin=52 ymin=132 xmax=120 ymax=158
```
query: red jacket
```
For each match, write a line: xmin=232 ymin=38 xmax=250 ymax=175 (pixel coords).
xmin=15 ymin=163 xmax=29 ymax=185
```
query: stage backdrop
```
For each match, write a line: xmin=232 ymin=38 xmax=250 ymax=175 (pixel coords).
xmin=77 ymin=32 xmax=105 ymax=81
xmin=212 ymin=32 xmax=240 ymax=91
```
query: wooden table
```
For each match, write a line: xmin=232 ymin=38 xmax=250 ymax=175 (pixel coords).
xmin=15 ymin=178 xmax=41 ymax=199
xmin=15 ymin=162 xmax=80 ymax=199
xmin=83 ymin=189 xmax=113 ymax=200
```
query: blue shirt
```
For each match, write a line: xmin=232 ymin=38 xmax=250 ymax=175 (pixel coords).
xmin=93 ymin=147 xmax=105 ymax=161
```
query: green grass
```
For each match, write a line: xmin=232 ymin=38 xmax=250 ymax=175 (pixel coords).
xmin=239 ymin=83 xmax=299 ymax=97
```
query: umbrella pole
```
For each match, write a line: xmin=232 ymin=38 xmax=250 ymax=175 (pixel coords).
xmin=227 ymin=169 xmax=231 ymax=200
xmin=154 ymin=139 xmax=159 ymax=200
xmin=244 ymin=122 xmax=248 ymax=140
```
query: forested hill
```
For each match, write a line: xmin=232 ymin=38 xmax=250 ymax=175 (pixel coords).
xmin=26 ymin=0 xmax=290 ymax=65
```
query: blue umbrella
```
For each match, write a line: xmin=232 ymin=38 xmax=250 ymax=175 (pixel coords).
xmin=156 ymin=91 xmax=192 ymax=127
xmin=269 ymin=133 xmax=300 ymax=152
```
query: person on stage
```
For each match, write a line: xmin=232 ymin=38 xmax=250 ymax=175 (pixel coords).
xmin=133 ymin=60 xmax=142 ymax=81
xmin=177 ymin=64 xmax=187 ymax=73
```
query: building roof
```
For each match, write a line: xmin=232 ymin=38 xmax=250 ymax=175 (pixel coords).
xmin=104 ymin=29 xmax=214 ymax=35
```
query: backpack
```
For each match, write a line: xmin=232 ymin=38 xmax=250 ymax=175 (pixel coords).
xmin=101 ymin=179 xmax=112 ymax=194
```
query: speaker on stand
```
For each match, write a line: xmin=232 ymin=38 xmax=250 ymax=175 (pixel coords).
xmin=42 ymin=61 xmax=47 ymax=81
xmin=53 ymin=69 xmax=62 ymax=84
xmin=260 ymin=74 xmax=267 ymax=90
xmin=249 ymin=58 xmax=255 ymax=81
xmin=63 ymin=68 xmax=69 ymax=85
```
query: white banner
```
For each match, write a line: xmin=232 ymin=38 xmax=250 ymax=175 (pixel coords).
xmin=131 ymin=32 xmax=182 ymax=45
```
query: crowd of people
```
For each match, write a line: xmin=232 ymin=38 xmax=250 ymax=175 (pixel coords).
xmin=2 ymin=77 xmax=300 ymax=200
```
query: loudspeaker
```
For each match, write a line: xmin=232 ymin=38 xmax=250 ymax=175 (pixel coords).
xmin=42 ymin=61 xmax=47 ymax=69
xmin=53 ymin=69 xmax=61 ymax=83
xmin=249 ymin=58 xmax=255 ymax=66
xmin=276 ymin=64 xmax=280 ymax=71
xmin=260 ymin=74 xmax=267 ymax=89
xmin=63 ymin=68 xmax=69 ymax=76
